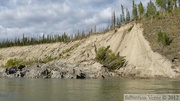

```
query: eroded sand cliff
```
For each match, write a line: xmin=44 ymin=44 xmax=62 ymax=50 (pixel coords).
xmin=0 ymin=23 xmax=179 ymax=78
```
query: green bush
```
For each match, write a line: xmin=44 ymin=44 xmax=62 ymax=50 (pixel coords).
xmin=95 ymin=46 xmax=126 ymax=71
xmin=6 ymin=59 xmax=22 ymax=67
xmin=5 ymin=58 xmax=34 ymax=67
xmin=128 ymin=25 xmax=134 ymax=32
xmin=157 ymin=31 xmax=172 ymax=47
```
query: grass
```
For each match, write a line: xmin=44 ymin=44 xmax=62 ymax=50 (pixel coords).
xmin=41 ymin=57 xmax=55 ymax=63
xmin=5 ymin=58 xmax=38 ymax=67
xmin=141 ymin=8 xmax=180 ymax=57
xmin=0 ymin=55 xmax=3 ymax=60
xmin=6 ymin=59 xmax=22 ymax=67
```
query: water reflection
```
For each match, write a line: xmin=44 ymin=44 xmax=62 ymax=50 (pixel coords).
xmin=0 ymin=78 xmax=179 ymax=101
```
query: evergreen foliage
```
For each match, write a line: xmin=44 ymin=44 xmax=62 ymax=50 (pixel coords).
xmin=126 ymin=8 xmax=131 ymax=22
xmin=95 ymin=46 xmax=126 ymax=71
xmin=0 ymin=31 xmax=90 ymax=48
xmin=1 ymin=0 xmax=180 ymax=49
xmin=121 ymin=5 xmax=125 ymax=22
xmin=138 ymin=2 xmax=144 ymax=18
xmin=157 ymin=31 xmax=172 ymax=47
xmin=111 ymin=11 xmax=116 ymax=29
xmin=167 ymin=0 xmax=174 ymax=11
xmin=156 ymin=0 xmax=166 ymax=10
xmin=133 ymin=5 xmax=138 ymax=20
xmin=147 ymin=0 xmax=157 ymax=18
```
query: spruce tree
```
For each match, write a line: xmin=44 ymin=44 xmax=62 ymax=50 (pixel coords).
xmin=156 ymin=0 xmax=166 ymax=10
xmin=167 ymin=0 xmax=173 ymax=11
xmin=120 ymin=14 xmax=123 ymax=24
xmin=132 ymin=0 xmax=137 ymax=20
xmin=132 ymin=0 xmax=135 ymax=8
xmin=138 ymin=2 xmax=144 ymax=18
xmin=111 ymin=11 xmax=116 ymax=29
xmin=121 ymin=5 xmax=125 ymax=22
xmin=147 ymin=0 xmax=157 ymax=18
xmin=173 ymin=0 xmax=177 ymax=8
xmin=126 ymin=8 xmax=130 ymax=22
xmin=133 ymin=4 xmax=138 ymax=20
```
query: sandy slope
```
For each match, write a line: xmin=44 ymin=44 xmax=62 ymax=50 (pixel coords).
xmin=0 ymin=23 xmax=178 ymax=78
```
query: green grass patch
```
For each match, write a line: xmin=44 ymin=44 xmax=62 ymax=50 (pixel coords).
xmin=6 ymin=59 xmax=23 ymax=67
xmin=0 ymin=55 xmax=3 ymax=60
xmin=41 ymin=57 xmax=55 ymax=63
xmin=5 ymin=58 xmax=34 ymax=67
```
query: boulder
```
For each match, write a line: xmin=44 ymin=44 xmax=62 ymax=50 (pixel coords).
xmin=76 ymin=72 xmax=86 ymax=79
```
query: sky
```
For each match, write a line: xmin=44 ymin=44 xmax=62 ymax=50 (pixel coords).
xmin=0 ymin=0 xmax=153 ymax=40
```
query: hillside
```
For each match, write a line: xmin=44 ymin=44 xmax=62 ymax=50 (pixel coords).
xmin=0 ymin=23 xmax=179 ymax=78
xmin=142 ymin=9 xmax=180 ymax=66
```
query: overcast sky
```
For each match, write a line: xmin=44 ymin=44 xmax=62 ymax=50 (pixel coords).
xmin=0 ymin=0 xmax=153 ymax=39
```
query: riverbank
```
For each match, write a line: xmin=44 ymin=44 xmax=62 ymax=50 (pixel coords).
xmin=1 ymin=61 xmax=180 ymax=79
xmin=0 ymin=23 xmax=179 ymax=79
xmin=0 ymin=61 xmax=118 ymax=79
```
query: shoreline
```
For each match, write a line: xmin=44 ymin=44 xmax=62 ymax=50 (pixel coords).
xmin=0 ymin=63 xmax=179 ymax=80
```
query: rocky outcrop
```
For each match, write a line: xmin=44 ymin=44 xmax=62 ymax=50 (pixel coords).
xmin=0 ymin=61 xmax=116 ymax=79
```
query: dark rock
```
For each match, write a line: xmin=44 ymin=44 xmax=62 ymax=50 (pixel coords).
xmin=172 ymin=57 xmax=179 ymax=62
xmin=102 ymin=75 xmax=105 ymax=79
xmin=41 ymin=69 xmax=51 ymax=78
xmin=18 ymin=65 xmax=25 ymax=71
xmin=60 ymin=72 xmax=64 ymax=78
xmin=76 ymin=72 xmax=86 ymax=79
xmin=6 ymin=66 xmax=18 ymax=74
xmin=73 ymin=69 xmax=75 ymax=74
xmin=5 ymin=68 xmax=9 ymax=74
xmin=20 ymin=72 xmax=26 ymax=77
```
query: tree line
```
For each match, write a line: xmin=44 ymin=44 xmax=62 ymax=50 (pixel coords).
xmin=1 ymin=0 xmax=180 ymax=48
xmin=0 ymin=31 xmax=90 ymax=48
xmin=110 ymin=0 xmax=180 ymax=29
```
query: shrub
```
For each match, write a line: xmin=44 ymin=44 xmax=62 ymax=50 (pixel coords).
xmin=114 ymin=29 xmax=118 ymax=33
xmin=95 ymin=46 xmax=110 ymax=63
xmin=6 ymin=59 xmax=22 ymax=67
xmin=128 ymin=25 xmax=134 ymax=32
xmin=5 ymin=58 xmax=34 ymax=67
xmin=157 ymin=31 xmax=172 ymax=47
xmin=95 ymin=46 xmax=126 ymax=71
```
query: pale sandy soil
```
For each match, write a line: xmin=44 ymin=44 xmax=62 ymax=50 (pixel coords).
xmin=0 ymin=23 xmax=178 ymax=78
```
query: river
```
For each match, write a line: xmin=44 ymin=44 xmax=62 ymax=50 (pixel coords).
xmin=0 ymin=78 xmax=179 ymax=101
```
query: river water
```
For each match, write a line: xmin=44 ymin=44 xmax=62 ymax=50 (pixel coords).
xmin=0 ymin=78 xmax=179 ymax=101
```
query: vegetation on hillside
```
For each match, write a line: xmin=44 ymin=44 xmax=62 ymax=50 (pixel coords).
xmin=6 ymin=59 xmax=22 ymax=67
xmin=5 ymin=58 xmax=34 ymax=67
xmin=157 ymin=31 xmax=173 ymax=47
xmin=95 ymin=46 xmax=126 ymax=71
xmin=0 ymin=32 xmax=90 ymax=48
xmin=139 ymin=0 xmax=180 ymax=60
xmin=0 ymin=0 xmax=179 ymax=62
xmin=1 ymin=0 xmax=179 ymax=49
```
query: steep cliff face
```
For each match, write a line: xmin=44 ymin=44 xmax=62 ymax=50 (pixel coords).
xmin=0 ymin=23 xmax=178 ymax=78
